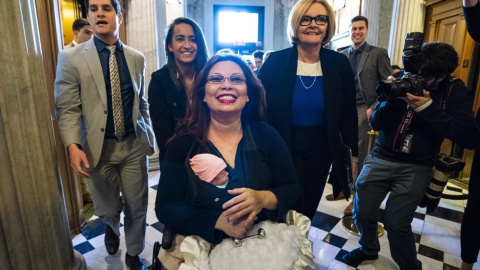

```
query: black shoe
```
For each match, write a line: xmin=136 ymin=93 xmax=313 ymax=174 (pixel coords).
xmin=125 ymin=254 xmax=146 ymax=270
xmin=104 ymin=225 xmax=120 ymax=255
xmin=342 ymin=247 xmax=378 ymax=267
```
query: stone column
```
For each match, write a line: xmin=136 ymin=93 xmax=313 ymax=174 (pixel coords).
xmin=362 ymin=0 xmax=381 ymax=46
xmin=125 ymin=0 xmax=160 ymax=88
xmin=388 ymin=0 xmax=425 ymax=67
xmin=154 ymin=0 xmax=168 ymax=68
xmin=378 ymin=0 xmax=394 ymax=50
xmin=0 ymin=0 xmax=85 ymax=269
xmin=277 ymin=0 xmax=297 ymax=50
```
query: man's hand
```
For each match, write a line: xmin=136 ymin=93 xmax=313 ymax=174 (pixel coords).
xmin=68 ymin=144 xmax=90 ymax=178
xmin=366 ymin=107 xmax=373 ymax=120
xmin=399 ymin=90 xmax=432 ymax=110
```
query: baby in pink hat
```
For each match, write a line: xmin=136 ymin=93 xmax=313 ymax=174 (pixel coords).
xmin=190 ymin=153 xmax=229 ymax=188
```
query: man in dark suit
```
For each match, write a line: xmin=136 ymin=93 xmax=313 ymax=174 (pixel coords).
xmin=332 ymin=16 xmax=392 ymax=215
xmin=55 ymin=0 xmax=155 ymax=269
xmin=64 ymin=18 xmax=93 ymax=49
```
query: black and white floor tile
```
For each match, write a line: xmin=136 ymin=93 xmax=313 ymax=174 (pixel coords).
xmin=72 ymin=171 xmax=480 ymax=269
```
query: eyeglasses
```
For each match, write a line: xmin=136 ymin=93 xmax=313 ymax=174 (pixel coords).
xmin=299 ymin=15 xmax=329 ymax=26
xmin=207 ymin=74 xmax=246 ymax=85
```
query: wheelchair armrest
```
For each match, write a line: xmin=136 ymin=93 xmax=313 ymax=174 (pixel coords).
xmin=161 ymin=224 xmax=175 ymax=250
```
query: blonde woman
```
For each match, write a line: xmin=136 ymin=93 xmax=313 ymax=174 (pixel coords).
xmin=258 ymin=0 xmax=357 ymax=220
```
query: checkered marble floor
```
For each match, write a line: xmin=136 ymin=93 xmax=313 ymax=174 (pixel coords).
xmin=72 ymin=170 xmax=479 ymax=269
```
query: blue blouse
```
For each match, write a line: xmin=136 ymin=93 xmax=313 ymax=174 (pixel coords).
xmin=292 ymin=76 xmax=326 ymax=126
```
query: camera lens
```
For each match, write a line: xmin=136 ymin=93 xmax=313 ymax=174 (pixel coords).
xmin=376 ymin=80 xmax=409 ymax=100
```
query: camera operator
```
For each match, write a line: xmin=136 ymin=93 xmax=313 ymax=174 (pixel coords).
xmin=342 ymin=42 xmax=480 ymax=269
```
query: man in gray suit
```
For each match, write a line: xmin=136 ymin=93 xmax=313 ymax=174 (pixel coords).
xmin=331 ymin=16 xmax=392 ymax=214
xmin=64 ymin=17 xmax=95 ymax=206
xmin=64 ymin=18 xmax=93 ymax=49
xmin=55 ymin=0 xmax=155 ymax=269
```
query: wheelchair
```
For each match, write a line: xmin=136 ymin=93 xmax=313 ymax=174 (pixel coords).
xmin=152 ymin=224 xmax=175 ymax=270
xmin=151 ymin=211 xmax=314 ymax=270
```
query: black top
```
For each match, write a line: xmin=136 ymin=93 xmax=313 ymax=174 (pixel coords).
xmin=464 ymin=2 xmax=480 ymax=43
xmin=94 ymin=36 xmax=134 ymax=137
xmin=155 ymin=121 xmax=299 ymax=244
xmin=371 ymin=77 xmax=480 ymax=166
xmin=148 ymin=65 xmax=188 ymax=168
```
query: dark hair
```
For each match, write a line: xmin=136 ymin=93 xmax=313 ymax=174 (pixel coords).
xmin=174 ymin=53 xmax=267 ymax=146
xmin=351 ymin=15 xmax=368 ymax=29
xmin=165 ymin=17 xmax=209 ymax=91
xmin=72 ymin=18 xmax=90 ymax=32
xmin=84 ymin=0 xmax=121 ymax=14
xmin=419 ymin=42 xmax=458 ymax=78
xmin=391 ymin=65 xmax=401 ymax=70
xmin=252 ymin=50 xmax=265 ymax=59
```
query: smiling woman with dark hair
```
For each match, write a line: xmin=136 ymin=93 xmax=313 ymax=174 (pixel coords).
xmin=155 ymin=53 xmax=299 ymax=246
xmin=148 ymin=17 xmax=209 ymax=169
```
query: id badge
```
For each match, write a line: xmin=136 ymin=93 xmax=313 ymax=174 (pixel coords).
xmin=402 ymin=134 xmax=413 ymax=153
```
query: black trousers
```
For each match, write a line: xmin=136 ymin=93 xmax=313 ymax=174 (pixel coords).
xmin=290 ymin=126 xmax=332 ymax=221
xmin=461 ymin=110 xmax=480 ymax=263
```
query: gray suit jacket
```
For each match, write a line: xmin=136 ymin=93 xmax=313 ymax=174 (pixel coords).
xmin=65 ymin=42 xmax=75 ymax=49
xmin=54 ymin=38 xmax=155 ymax=170
xmin=341 ymin=43 xmax=392 ymax=108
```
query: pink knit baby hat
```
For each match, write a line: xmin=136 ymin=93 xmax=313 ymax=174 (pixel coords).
xmin=190 ymin=154 xmax=227 ymax=182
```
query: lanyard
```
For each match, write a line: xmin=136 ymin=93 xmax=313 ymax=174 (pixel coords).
xmin=391 ymin=79 xmax=455 ymax=153
xmin=392 ymin=106 xmax=414 ymax=153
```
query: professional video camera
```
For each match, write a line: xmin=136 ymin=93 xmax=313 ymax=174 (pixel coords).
xmin=419 ymin=153 xmax=465 ymax=213
xmin=376 ymin=32 xmax=427 ymax=100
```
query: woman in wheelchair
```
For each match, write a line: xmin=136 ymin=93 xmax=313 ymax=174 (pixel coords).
xmin=155 ymin=53 xmax=300 ymax=244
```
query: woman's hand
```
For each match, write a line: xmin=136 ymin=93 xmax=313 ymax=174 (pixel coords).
xmin=214 ymin=214 xmax=250 ymax=239
xmin=222 ymin=188 xmax=278 ymax=227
